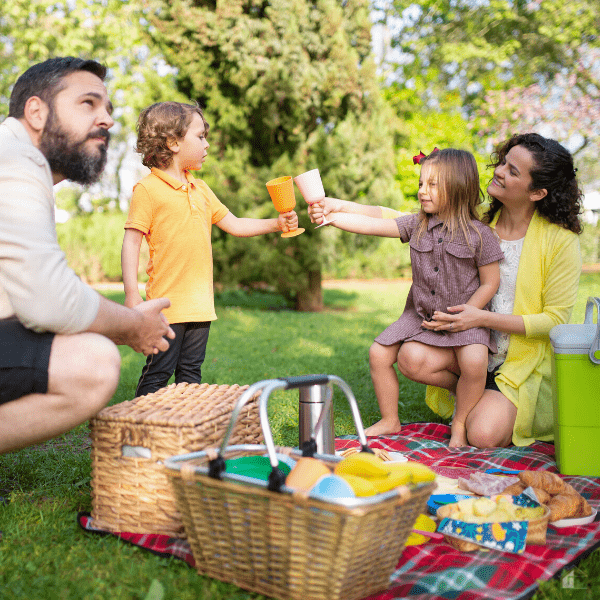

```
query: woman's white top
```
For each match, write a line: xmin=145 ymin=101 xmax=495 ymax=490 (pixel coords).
xmin=488 ymin=236 xmax=525 ymax=372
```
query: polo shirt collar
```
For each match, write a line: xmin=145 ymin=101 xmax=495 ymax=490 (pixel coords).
xmin=151 ymin=167 xmax=196 ymax=190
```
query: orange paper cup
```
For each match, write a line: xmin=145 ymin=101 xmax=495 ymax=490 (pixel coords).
xmin=266 ymin=176 xmax=296 ymax=213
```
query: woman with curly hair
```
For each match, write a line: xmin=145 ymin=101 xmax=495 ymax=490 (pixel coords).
xmin=309 ymin=133 xmax=583 ymax=448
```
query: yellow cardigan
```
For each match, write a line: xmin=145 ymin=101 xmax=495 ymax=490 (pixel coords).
xmin=425 ymin=210 xmax=582 ymax=446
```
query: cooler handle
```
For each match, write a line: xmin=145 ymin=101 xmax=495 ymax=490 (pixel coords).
xmin=584 ymin=296 xmax=600 ymax=365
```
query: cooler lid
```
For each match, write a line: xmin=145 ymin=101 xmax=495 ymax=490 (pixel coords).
xmin=550 ymin=324 xmax=597 ymax=353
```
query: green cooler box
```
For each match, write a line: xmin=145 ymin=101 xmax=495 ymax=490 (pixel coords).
xmin=550 ymin=297 xmax=600 ymax=477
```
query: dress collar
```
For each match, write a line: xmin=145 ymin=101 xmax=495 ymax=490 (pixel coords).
xmin=426 ymin=214 xmax=443 ymax=230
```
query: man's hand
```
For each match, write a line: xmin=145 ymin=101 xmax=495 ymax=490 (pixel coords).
xmin=131 ymin=298 xmax=176 ymax=355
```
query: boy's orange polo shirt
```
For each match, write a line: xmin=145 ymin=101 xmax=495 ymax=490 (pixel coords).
xmin=125 ymin=168 xmax=229 ymax=324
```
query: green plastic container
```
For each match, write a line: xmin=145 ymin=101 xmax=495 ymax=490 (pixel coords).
xmin=550 ymin=297 xmax=600 ymax=476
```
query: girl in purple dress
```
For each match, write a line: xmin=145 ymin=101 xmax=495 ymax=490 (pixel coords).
xmin=324 ymin=149 xmax=504 ymax=446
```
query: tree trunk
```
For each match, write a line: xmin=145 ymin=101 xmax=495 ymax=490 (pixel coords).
xmin=295 ymin=269 xmax=324 ymax=312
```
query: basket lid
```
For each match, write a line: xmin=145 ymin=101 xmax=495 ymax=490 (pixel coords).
xmin=92 ymin=382 xmax=253 ymax=426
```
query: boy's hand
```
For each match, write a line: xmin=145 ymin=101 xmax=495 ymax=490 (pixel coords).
xmin=278 ymin=210 xmax=298 ymax=233
xmin=124 ymin=291 xmax=145 ymax=309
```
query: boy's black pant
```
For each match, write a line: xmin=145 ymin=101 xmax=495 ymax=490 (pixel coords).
xmin=135 ymin=321 xmax=211 ymax=397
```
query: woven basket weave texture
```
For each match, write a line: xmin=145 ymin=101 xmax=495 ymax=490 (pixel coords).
xmin=90 ymin=382 xmax=262 ymax=537
xmin=167 ymin=446 xmax=435 ymax=600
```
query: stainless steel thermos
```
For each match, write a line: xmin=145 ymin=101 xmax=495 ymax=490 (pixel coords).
xmin=298 ymin=384 xmax=335 ymax=455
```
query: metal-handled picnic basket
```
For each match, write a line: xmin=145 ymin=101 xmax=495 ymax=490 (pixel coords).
xmin=164 ymin=375 xmax=436 ymax=600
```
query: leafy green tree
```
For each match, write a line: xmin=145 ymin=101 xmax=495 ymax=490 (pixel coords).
xmin=374 ymin=0 xmax=599 ymax=112
xmin=145 ymin=0 xmax=400 ymax=310
xmin=374 ymin=0 xmax=599 ymax=184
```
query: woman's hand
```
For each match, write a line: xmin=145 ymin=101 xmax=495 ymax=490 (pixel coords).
xmin=421 ymin=304 xmax=486 ymax=332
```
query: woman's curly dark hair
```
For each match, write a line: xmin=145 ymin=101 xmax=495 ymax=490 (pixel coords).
xmin=135 ymin=102 xmax=209 ymax=169
xmin=483 ymin=133 xmax=583 ymax=234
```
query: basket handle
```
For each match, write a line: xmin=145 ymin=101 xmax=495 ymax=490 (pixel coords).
xmin=584 ymin=297 xmax=600 ymax=364
xmin=257 ymin=376 xmax=372 ymax=491
xmin=278 ymin=374 xmax=372 ymax=456
xmin=207 ymin=380 xmax=273 ymax=480
xmin=209 ymin=375 xmax=372 ymax=491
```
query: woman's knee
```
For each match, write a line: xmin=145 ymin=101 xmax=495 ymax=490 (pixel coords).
xmin=466 ymin=417 xmax=512 ymax=448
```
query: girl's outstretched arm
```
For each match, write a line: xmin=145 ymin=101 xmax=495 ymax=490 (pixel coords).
xmin=327 ymin=212 xmax=402 ymax=237
xmin=308 ymin=197 xmax=386 ymax=224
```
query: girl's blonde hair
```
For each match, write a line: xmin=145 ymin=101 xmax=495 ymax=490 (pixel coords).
xmin=135 ymin=102 xmax=209 ymax=169
xmin=415 ymin=148 xmax=484 ymax=245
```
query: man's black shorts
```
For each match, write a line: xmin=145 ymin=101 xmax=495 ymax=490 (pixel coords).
xmin=0 ymin=317 xmax=54 ymax=405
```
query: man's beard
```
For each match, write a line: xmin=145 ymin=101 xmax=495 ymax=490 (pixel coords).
xmin=39 ymin=108 xmax=110 ymax=186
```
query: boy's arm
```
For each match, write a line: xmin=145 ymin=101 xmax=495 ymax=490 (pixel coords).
xmin=215 ymin=211 xmax=298 ymax=237
xmin=327 ymin=212 xmax=402 ymax=237
xmin=121 ymin=228 xmax=145 ymax=308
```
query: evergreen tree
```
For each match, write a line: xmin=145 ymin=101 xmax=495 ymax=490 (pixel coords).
xmin=145 ymin=0 xmax=401 ymax=310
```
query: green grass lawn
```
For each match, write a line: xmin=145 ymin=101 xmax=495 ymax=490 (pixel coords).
xmin=1 ymin=275 xmax=599 ymax=599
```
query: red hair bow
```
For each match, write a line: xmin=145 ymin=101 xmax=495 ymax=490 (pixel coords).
xmin=413 ymin=147 xmax=440 ymax=165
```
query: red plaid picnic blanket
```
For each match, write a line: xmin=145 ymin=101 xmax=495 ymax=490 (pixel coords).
xmin=78 ymin=422 xmax=600 ymax=600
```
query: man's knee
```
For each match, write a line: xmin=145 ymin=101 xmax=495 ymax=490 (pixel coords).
xmin=50 ymin=333 xmax=121 ymax=412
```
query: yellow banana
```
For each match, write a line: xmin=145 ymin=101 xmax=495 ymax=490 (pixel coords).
xmin=337 ymin=473 xmax=377 ymax=497
xmin=366 ymin=470 xmax=412 ymax=493
xmin=334 ymin=452 xmax=391 ymax=478
xmin=398 ymin=461 xmax=435 ymax=483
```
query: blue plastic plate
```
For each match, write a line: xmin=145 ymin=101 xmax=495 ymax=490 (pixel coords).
xmin=427 ymin=493 xmax=472 ymax=515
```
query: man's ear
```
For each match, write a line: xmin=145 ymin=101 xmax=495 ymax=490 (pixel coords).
xmin=530 ymin=188 xmax=548 ymax=203
xmin=22 ymin=96 xmax=49 ymax=134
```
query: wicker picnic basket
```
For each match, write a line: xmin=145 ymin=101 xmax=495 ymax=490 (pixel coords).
xmin=164 ymin=375 xmax=436 ymax=600
xmin=89 ymin=382 xmax=263 ymax=537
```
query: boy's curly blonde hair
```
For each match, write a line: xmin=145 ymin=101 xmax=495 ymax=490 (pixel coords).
xmin=135 ymin=102 xmax=209 ymax=169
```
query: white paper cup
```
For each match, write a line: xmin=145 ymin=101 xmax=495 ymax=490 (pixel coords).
xmin=294 ymin=169 xmax=325 ymax=205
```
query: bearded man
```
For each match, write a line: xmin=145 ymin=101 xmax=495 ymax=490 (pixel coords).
xmin=0 ymin=57 xmax=175 ymax=454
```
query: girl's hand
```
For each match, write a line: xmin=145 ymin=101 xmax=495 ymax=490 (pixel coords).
xmin=421 ymin=304 xmax=485 ymax=332
xmin=278 ymin=210 xmax=298 ymax=233
xmin=308 ymin=197 xmax=344 ymax=224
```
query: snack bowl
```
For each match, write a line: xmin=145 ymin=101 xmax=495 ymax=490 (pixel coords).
xmin=437 ymin=500 xmax=551 ymax=551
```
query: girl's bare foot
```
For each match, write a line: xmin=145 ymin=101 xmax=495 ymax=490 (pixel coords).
xmin=449 ymin=420 xmax=468 ymax=447
xmin=364 ymin=418 xmax=402 ymax=437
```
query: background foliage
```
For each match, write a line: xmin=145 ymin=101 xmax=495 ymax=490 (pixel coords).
xmin=2 ymin=0 xmax=599 ymax=289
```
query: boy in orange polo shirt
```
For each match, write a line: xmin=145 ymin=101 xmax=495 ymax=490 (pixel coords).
xmin=122 ymin=102 xmax=298 ymax=396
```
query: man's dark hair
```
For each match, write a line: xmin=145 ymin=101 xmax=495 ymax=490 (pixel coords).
xmin=8 ymin=57 xmax=107 ymax=118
